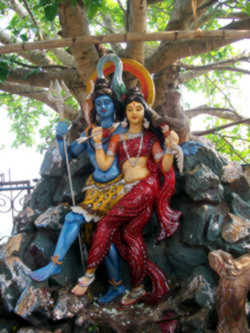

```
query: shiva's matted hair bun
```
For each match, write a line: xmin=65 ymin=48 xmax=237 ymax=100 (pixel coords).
xmin=93 ymin=78 xmax=113 ymax=100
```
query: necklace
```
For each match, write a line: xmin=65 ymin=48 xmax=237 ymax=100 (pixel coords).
xmin=122 ymin=132 xmax=143 ymax=168
xmin=127 ymin=132 xmax=142 ymax=139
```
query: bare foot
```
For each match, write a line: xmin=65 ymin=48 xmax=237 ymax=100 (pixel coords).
xmin=71 ymin=274 xmax=95 ymax=296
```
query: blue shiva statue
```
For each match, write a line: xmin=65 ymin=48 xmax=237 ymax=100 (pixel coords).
xmin=30 ymin=77 xmax=126 ymax=303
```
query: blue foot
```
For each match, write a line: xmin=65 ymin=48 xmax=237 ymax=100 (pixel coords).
xmin=97 ymin=284 xmax=126 ymax=304
xmin=29 ymin=262 xmax=61 ymax=282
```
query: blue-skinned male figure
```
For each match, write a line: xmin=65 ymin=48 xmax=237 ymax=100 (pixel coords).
xmin=29 ymin=79 xmax=126 ymax=303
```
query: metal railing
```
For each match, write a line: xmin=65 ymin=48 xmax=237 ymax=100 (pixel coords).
xmin=0 ymin=170 xmax=37 ymax=221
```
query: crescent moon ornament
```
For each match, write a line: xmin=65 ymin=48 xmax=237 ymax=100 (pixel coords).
xmin=86 ymin=58 xmax=155 ymax=107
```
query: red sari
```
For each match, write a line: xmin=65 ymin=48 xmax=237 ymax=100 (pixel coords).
xmin=87 ymin=130 xmax=181 ymax=303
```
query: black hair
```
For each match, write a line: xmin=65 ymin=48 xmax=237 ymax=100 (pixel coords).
xmin=124 ymin=88 xmax=164 ymax=144
xmin=90 ymin=78 xmax=123 ymax=124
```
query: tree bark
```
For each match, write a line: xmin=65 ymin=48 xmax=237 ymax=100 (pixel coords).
xmin=58 ymin=0 xmax=99 ymax=85
xmin=192 ymin=118 xmax=250 ymax=135
xmin=185 ymin=106 xmax=244 ymax=122
xmin=7 ymin=68 xmax=80 ymax=89
xmin=153 ymin=66 xmax=190 ymax=143
xmin=126 ymin=0 xmax=147 ymax=64
xmin=146 ymin=18 xmax=250 ymax=73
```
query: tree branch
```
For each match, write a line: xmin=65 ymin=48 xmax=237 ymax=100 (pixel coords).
xmin=5 ymin=65 xmax=84 ymax=106
xmin=10 ymin=0 xmax=75 ymax=67
xmin=6 ymin=68 xmax=80 ymax=89
xmin=148 ymin=0 xmax=166 ymax=3
xmin=22 ymin=0 xmax=43 ymax=40
xmin=0 ymin=82 xmax=77 ymax=120
xmin=49 ymin=47 xmax=75 ymax=67
xmin=1 ymin=30 xmax=250 ymax=55
xmin=98 ymin=14 xmax=124 ymax=54
xmin=0 ymin=30 xmax=52 ymax=66
xmin=204 ymin=74 xmax=237 ymax=112
xmin=192 ymin=118 xmax=250 ymax=136
xmin=215 ymin=66 xmax=250 ymax=75
xmin=165 ymin=0 xmax=210 ymax=31
xmin=222 ymin=134 xmax=250 ymax=142
xmin=116 ymin=0 xmax=126 ymax=14
xmin=218 ymin=133 xmax=248 ymax=163
xmin=8 ymin=59 xmax=68 ymax=70
xmin=179 ymin=54 xmax=250 ymax=82
xmin=58 ymin=0 xmax=99 ymax=85
xmin=215 ymin=12 xmax=249 ymax=20
xmin=185 ymin=105 xmax=243 ymax=121
xmin=146 ymin=18 xmax=250 ymax=73
xmin=2 ymin=1 xmax=55 ymax=67
xmin=6 ymin=0 xmax=28 ymax=19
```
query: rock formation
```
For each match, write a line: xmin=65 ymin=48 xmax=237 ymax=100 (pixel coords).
xmin=0 ymin=139 xmax=249 ymax=332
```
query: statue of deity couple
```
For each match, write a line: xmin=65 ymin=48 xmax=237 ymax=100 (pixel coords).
xmin=30 ymin=54 xmax=182 ymax=306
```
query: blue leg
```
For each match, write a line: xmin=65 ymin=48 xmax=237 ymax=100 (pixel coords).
xmin=29 ymin=212 xmax=85 ymax=282
xmin=98 ymin=243 xmax=126 ymax=303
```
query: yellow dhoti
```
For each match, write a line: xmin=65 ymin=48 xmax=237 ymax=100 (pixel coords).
xmin=72 ymin=174 xmax=125 ymax=222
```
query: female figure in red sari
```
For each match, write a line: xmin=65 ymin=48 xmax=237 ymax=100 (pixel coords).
xmin=72 ymin=88 xmax=181 ymax=305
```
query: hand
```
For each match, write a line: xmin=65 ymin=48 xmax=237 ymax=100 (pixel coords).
xmin=56 ymin=121 xmax=69 ymax=137
xmin=165 ymin=130 xmax=179 ymax=148
xmin=92 ymin=126 xmax=103 ymax=143
xmin=161 ymin=124 xmax=170 ymax=136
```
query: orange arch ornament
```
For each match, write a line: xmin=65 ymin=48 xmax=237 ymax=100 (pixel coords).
xmin=86 ymin=58 xmax=155 ymax=107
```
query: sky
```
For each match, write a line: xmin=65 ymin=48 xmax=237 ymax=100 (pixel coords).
xmin=0 ymin=115 xmax=44 ymax=240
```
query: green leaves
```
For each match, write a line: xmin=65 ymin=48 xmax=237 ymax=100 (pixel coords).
xmin=39 ymin=0 xmax=58 ymax=21
xmin=244 ymin=2 xmax=250 ymax=16
xmin=148 ymin=1 xmax=173 ymax=32
xmin=83 ymin=0 xmax=105 ymax=19
xmin=1 ymin=93 xmax=57 ymax=152
xmin=0 ymin=59 xmax=9 ymax=83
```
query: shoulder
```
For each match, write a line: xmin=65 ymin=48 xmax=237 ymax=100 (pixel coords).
xmin=114 ymin=124 xmax=127 ymax=135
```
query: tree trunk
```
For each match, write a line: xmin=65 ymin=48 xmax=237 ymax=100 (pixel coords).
xmin=154 ymin=66 xmax=190 ymax=143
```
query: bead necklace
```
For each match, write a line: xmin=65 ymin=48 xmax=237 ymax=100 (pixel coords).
xmin=122 ymin=132 xmax=143 ymax=168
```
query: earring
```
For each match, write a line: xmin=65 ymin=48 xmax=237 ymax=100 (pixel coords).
xmin=143 ymin=118 xmax=150 ymax=129
xmin=121 ymin=118 xmax=128 ymax=128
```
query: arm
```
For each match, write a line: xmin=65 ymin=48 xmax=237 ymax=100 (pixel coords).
xmin=162 ymin=130 xmax=179 ymax=172
xmin=152 ymin=130 xmax=179 ymax=173
xmin=161 ymin=152 xmax=174 ymax=173
xmin=56 ymin=121 xmax=86 ymax=161
xmin=92 ymin=127 xmax=117 ymax=171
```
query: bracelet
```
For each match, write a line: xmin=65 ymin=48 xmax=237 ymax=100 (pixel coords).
xmin=154 ymin=151 xmax=164 ymax=160
xmin=107 ymin=149 xmax=114 ymax=156
xmin=94 ymin=142 xmax=103 ymax=150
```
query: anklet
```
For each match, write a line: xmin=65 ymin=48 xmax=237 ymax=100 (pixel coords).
xmin=51 ymin=255 xmax=63 ymax=266
xmin=109 ymin=279 xmax=122 ymax=286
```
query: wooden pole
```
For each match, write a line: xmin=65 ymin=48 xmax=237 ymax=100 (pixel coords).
xmin=0 ymin=30 xmax=250 ymax=54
